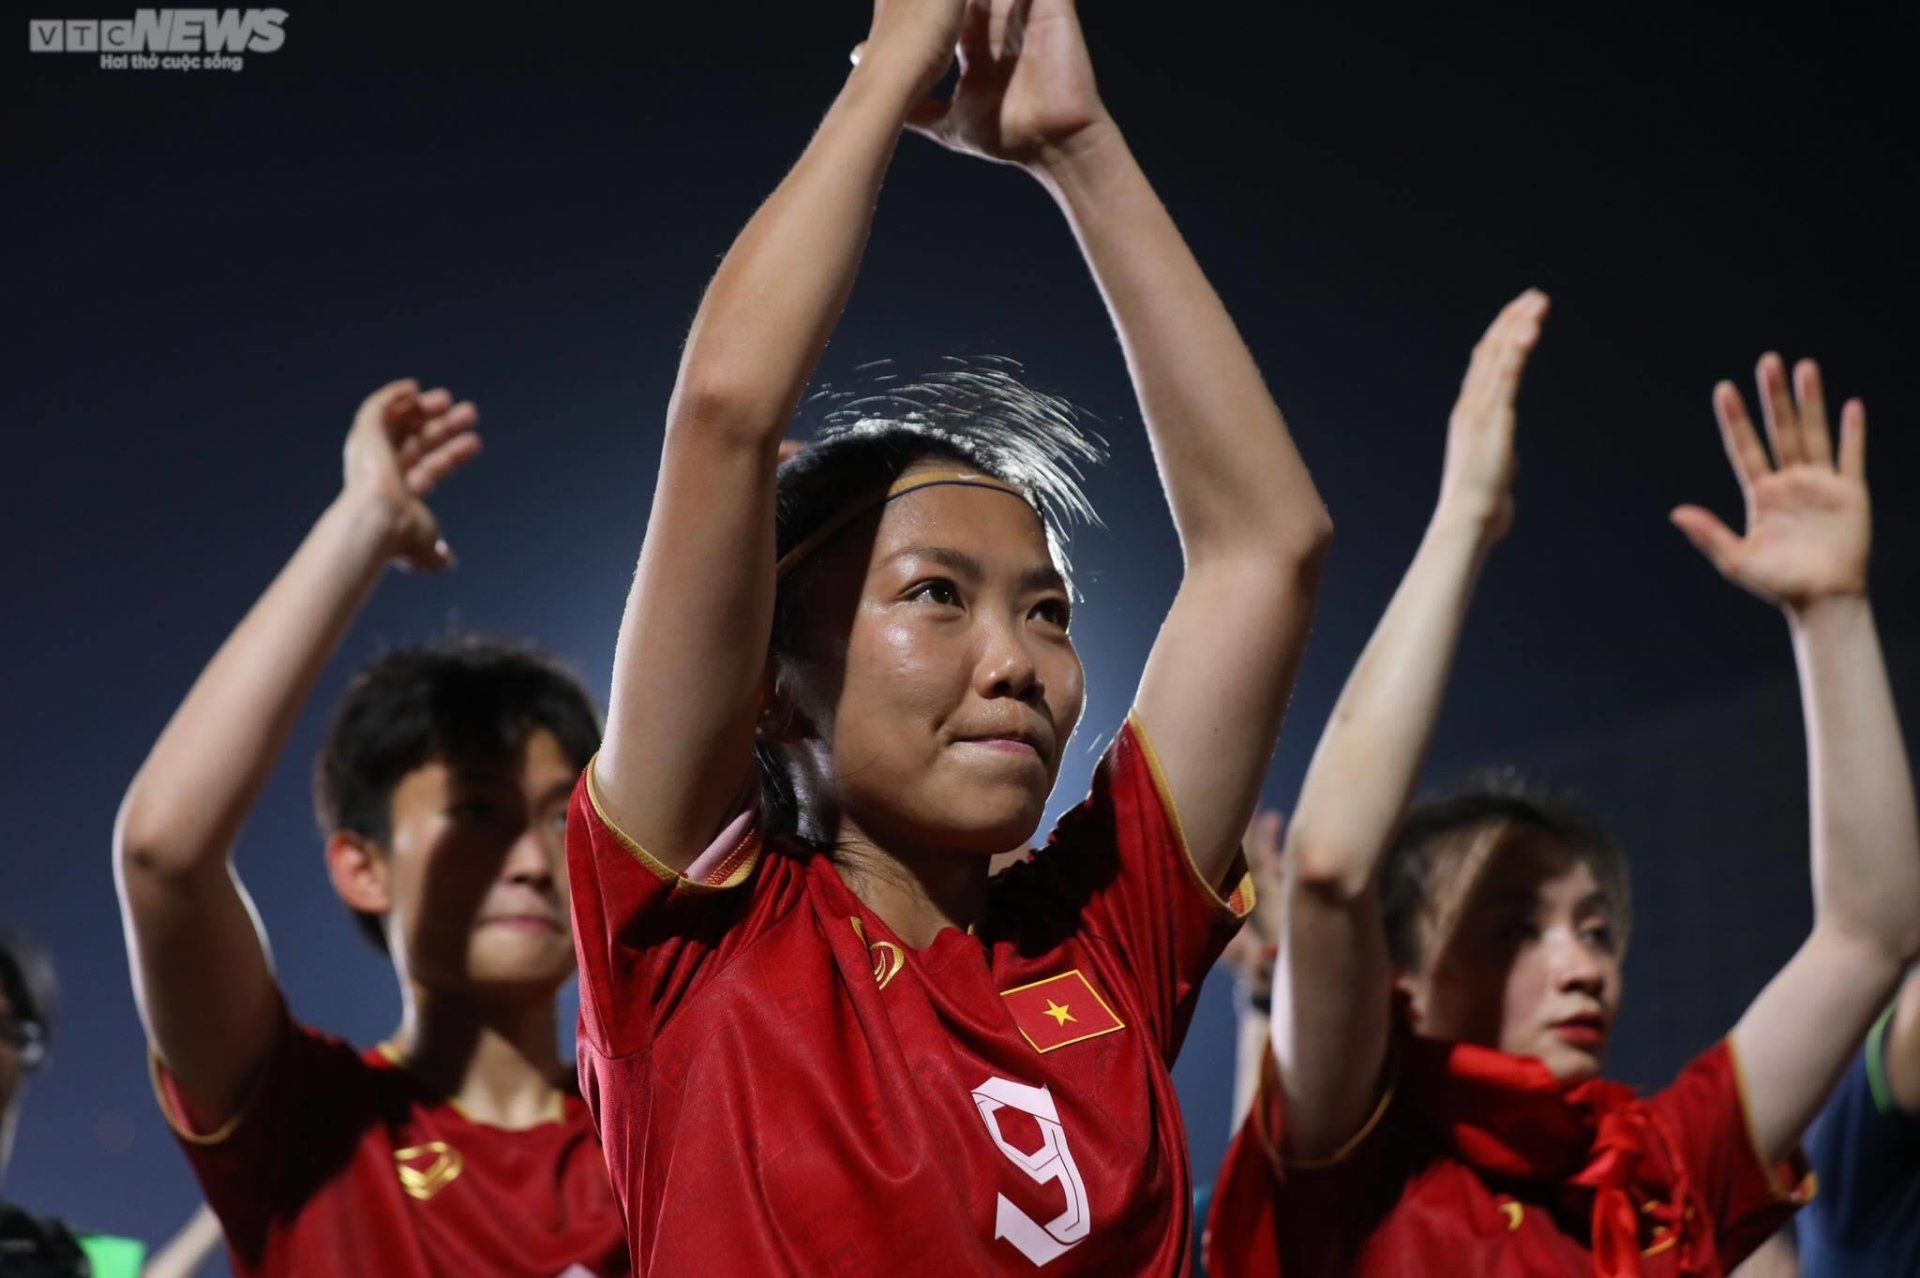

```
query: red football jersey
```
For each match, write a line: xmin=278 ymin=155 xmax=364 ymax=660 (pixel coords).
xmin=155 ymin=1008 xmax=629 ymax=1277
xmin=569 ymin=714 xmax=1250 ymax=1276
xmin=1205 ymin=1038 xmax=1811 ymax=1277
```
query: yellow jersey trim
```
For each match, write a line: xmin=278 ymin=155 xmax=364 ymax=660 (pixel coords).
xmin=583 ymin=752 xmax=761 ymax=894
xmin=1125 ymin=709 xmax=1255 ymax=920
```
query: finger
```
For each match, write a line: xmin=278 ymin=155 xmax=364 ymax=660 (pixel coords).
xmin=1711 ymin=380 xmax=1771 ymax=489
xmin=406 ymin=432 xmax=482 ymax=496
xmin=1838 ymin=398 xmax=1867 ymax=480
xmin=1458 ymin=289 xmax=1549 ymax=411
xmin=358 ymin=379 xmax=419 ymax=440
xmin=1792 ymin=358 xmax=1834 ymax=468
xmin=1669 ymin=505 xmax=1742 ymax=575
xmin=402 ymin=535 xmax=456 ymax=574
xmin=397 ymin=401 xmax=479 ymax=468
xmin=395 ymin=387 xmax=454 ymax=434
xmin=957 ymin=0 xmax=993 ymax=70
xmin=989 ymin=0 xmax=1017 ymax=60
xmin=1755 ymin=353 xmax=1803 ymax=467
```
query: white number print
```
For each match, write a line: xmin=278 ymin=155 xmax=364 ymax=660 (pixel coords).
xmin=972 ymin=1076 xmax=1091 ymax=1267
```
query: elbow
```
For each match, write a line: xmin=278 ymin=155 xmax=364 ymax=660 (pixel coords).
xmin=666 ymin=366 xmax=788 ymax=453
xmin=1282 ymin=828 xmax=1374 ymax=907
xmin=113 ymin=790 xmax=199 ymax=886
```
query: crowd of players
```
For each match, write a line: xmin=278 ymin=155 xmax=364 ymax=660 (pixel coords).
xmin=6 ymin=1 xmax=1918 ymax=1274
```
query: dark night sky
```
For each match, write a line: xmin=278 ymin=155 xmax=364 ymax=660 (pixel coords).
xmin=4 ymin=2 xmax=1916 ymax=1264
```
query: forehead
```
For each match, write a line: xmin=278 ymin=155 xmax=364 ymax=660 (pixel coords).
xmin=1461 ymin=828 xmax=1607 ymax=913
xmin=391 ymin=727 xmax=577 ymax=798
xmin=867 ymin=474 xmax=1056 ymax=568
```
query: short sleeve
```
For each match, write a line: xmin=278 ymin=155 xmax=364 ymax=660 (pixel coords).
xmin=1204 ymin=1048 xmax=1398 ymax=1278
xmin=998 ymin=713 xmax=1253 ymax=1059
xmin=566 ymin=760 xmax=773 ymax=1062
xmin=1645 ymin=1039 xmax=1813 ymax=1267
xmin=150 ymin=1005 xmax=366 ymax=1268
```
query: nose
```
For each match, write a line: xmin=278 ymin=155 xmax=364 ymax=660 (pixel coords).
xmin=973 ymin=612 xmax=1042 ymax=704
xmin=1549 ymin=927 xmax=1605 ymax=998
xmin=501 ymin=823 xmax=558 ymax=892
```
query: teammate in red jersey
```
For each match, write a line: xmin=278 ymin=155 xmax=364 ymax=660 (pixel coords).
xmin=571 ymin=0 xmax=1331 ymax=1272
xmin=1205 ymin=294 xmax=1920 ymax=1277
xmin=114 ymin=382 xmax=628 ymax=1277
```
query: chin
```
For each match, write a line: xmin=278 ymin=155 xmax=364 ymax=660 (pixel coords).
xmin=1537 ymin=1042 xmax=1605 ymax=1085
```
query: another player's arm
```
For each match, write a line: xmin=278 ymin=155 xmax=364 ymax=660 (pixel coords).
xmin=1672 ymin=356 xmax=1920 ymax=1163
xmin=594 ymin=0 xmax=964 ymax=867
xmin=143 ymin=1204 xmax=223 ymax=1278
xmin=113 ymin=381 xmax=478 ymax=1126
xmin=912 ymin=0 xmax=1330 ymax=882
xmin=1887 ymin=970 xmax=1920 ymax=1113
xmin=1221 ymin=811 xmax=1285 ymax=1129
xmin=1272 ymin=295 xmax=1547 ymax=1161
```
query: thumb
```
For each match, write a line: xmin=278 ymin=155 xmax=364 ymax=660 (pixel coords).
xmin=1669 ymin=505 xmax=1741 ymax=573
xmin=905 ymin=95 xmax=951 ymax=139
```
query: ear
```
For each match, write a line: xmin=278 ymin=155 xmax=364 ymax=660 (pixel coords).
xmin=325 ymin=830 xmax=393 ymax=916
xmin=755 ymin=659 xmax=814 ymax=746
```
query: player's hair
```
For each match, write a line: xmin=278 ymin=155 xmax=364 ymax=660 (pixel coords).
xmin=1380 ymin=771 xmax=1632 ymax=973
xmin=0 ymin=923 xmax=57 ymax=1064
xmin=762 ymin=359 xmax=1104 ymax=841
xmin=314 ymin=635 xmax=603 ymax=951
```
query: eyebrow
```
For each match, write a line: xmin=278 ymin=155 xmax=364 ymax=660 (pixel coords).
xmin=886 ymin=545 xmax=1066 ymax=596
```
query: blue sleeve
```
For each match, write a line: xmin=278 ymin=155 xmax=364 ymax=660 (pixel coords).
xmin=1796 ymin=1005 xmax=1920 ymax=1272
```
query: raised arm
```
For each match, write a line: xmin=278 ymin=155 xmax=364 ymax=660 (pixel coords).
xmin=1673 ymin=355 xmax=1920 ymax=1161
xmin=912 ymin=0 xmax=1331 ymax=882
xmin=594 ymin=0 xmax=964 ymax=867
xmin=114 ymin=381 xmax=477 ymax=1125
xmin=1269 ymin=295 xmax=1547 ymax=1160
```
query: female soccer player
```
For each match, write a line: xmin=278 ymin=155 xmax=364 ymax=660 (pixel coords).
xmin=568 ymin=0 xmax=1330 ymax=1272
xmin=1205 ymin=293 xmax=1920 ymax=1276
xmin=115 ymin=382 xmax=627 ymax=1276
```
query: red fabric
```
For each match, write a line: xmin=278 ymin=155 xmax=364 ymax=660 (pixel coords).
xmin=1205 ymin=1036 xmax=1809 ymax=1278
xmin=159 ymin=1011 xmax=629 ymax=1278
xmin=570 ymin=717 xmax=1248 ymax=1277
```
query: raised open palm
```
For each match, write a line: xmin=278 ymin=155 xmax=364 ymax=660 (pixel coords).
xmin=1672 ymin=355 xmax=1869 ymax=609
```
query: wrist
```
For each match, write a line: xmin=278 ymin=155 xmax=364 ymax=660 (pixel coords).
xmin=846 ymin=40 xmax=944 ymax=116
xmin=1788 ymin=591 xmax=1873 ymax=635
xmin=1027 ymin=114 xmax=1128 ymax=196
xmin=326 ymin=489 xmax=407 ymax=567
xmin=1427 ymin=498 xmax=1507 ymax=549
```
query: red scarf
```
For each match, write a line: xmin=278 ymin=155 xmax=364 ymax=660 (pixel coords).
xmin=1205 ymin=1036 xmax=1717 ymax=1278
xmin=1404 ymin=1034 xmax=1711 ymax=1278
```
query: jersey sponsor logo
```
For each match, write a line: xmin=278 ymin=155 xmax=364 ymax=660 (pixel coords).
xmin=393 ymin=1141 xmax=463 ymax=1201
xmin=973 ymin=1076 xmax=1091 ymax=1267
xmin=1000 ymin=970 xmax=1124 ymax=1054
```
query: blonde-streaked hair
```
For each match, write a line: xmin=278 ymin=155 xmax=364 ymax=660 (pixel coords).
xmin=1381 ymin=772 xmax=1632 ymax=975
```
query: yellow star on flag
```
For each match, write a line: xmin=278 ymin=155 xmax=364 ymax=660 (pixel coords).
xmin=1043 ymin=999 xmax=1076 ymax=1026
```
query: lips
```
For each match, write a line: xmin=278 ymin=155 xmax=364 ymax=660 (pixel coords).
xmin=1549 ymin=1014 xmax=1607 ymax=1050
xmin=479 ymin=914 xmax=562 ymax=933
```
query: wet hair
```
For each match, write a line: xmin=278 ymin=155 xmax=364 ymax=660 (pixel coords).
xmin=1380 ymin=771 xmax=1631 ymax=973
xmin=314 ymin=635 xmax=603 ymax=951
xmin=761 ymin=359 xmax=1105 ymax=841
xmin=0 ymin=923 xmax=57 ymax=1065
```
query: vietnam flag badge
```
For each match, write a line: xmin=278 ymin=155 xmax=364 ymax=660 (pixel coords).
xmin=1001 ymin=969 xmax=1126 ymax=1054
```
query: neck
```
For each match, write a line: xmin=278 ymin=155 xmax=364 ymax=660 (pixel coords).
xmin=389 ymin=982 xmax=565 ymax=1130
xmin=832 ymin=819 xmax=992 ymax=950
